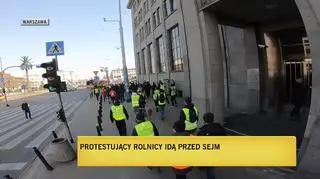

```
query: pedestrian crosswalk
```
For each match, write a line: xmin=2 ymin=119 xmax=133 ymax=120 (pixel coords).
xmin=0 ymin=100 xmax=83 ymax=150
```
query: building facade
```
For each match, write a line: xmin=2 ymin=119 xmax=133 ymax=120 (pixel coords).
xmin=128 ymin=0 xmax=190 ymax=97
xmin=0 ymin=73 xmax=25 ymax=92
xmin=28 ymin=74 xmax=44 ymax=91
xmin=128 ymin=0 xmax=320 ymax=176
xmin=110 ymin=68 xmax=137 ymax=82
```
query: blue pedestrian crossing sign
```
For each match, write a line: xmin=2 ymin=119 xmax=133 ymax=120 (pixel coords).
xmin=46 ymin=41 xmax=64 ymax=56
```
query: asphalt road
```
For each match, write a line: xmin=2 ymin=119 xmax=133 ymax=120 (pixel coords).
xmin=0 ymin=89 xmax=89 ymax=178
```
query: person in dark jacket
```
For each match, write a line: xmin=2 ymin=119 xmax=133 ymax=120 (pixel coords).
xmin=179 ymin=97 xmax=199 ymax=134
xmin=22 ymin=101 xmax=32 ymax=119
xmin=197 ymin=112 xmax=226 ymax=179
xmin=109 ymin=99 xmax=129 ymax=136
xmin=172 ymin=120 xmax=192 ymax=179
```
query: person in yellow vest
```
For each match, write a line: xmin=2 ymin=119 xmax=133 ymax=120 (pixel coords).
xmin=159 ymin=81 xmax=165 ymax=91
xmin=109 ymin=99 xmax=129 ymax=136
xmin=170 ymin=82 xmax=178 ymax=107
xmin=179 ymin=97 xmax=199 ymax=134
xmin=153 ymin=87 xmax=160 ymax=112
xmin=132 ymin=110 xmax=160 ymax=172
xmin=131 ymin=91 xmax=140 ymax=113
xmin=157 ymin=89 xmax=166 ymax=120
xmin=172 ymin=120 xmax=193 ymax=179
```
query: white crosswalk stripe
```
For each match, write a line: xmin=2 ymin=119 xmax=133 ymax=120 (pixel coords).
xmin=0 ymin=104 xmax=48 ymax=129
xmin=25 ymin=100 xmax=83 ymax=148
xmin=0 ymin=102 xmax=76 ymax=150
xmin=0 ymin=100 xmax=83 ymax=149
xmin=0 ymin=96 xmax=87 ymax=171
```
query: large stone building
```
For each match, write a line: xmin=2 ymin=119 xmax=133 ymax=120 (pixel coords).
xmin=128 ymin=0 xmax=320 ymax=177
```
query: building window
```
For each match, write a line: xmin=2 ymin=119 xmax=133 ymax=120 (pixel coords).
xmin=165 ymin=0 xmax=176 ymax=16
xmin=141 ymin=48 xmax=146 ymax=74
xmin=144 ymin=48 xmax=149 ymax=74
xmin=169 ymin=25 xmax=183 ymax=71
xmin=143 ymin=1 xmax=147 ymax=14
xmin=148 ymin=43 xmax=156 ymax=73
xmin=138 ymin=9 xmax=142 ymax=23
xmin=146 ymin=0 xmax=149 ymax=12
xmin=153 ymin=7 xmax=161 ymax=28
xmin=136 ymin=52 xmax=141 ymax=74
xmin=157 ymin=36 xmax=166 ymax=72
xmin=144 ymin=18 xmax=151 ymax=35
xmin=141 ymin=27 xmax=144 ymax=40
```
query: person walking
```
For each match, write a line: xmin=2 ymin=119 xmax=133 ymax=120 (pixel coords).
xmin=22 ymin=101 xmax=32 ymax=119
xmin=94 ymin=86 xmax=100 ymax=101
xmin=102 ymin=87 xmax=107 ymax=102
xmin=132 ymin=110 xmax=161 ymax=172
xmin=157 ymin=89 xmax=166 ymax=120
xmin=179 ymin=97 xmax=199 ymax=134
xmin=153 ymin=87 xmax=160 ymax=112
xmin=109 ymin=99 xmax=129 ymax=136
xmin=131 ymin=90 xmax=140 ymax=113
xmin=172 ymin=120 xmax=192 ymax=179
xmin=170 ymin=82 xmax=178 ymax=106
xmin=197 ymin=112 xmax=226 ymax=179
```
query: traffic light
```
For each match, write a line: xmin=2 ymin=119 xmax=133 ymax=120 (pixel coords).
xmin=57 ymin=108 xmax=66 ymax=122
xmin=40 ymin=59 xmax=61 ymax=92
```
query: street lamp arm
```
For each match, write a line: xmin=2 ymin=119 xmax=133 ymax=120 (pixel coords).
xmin=1 ymin=65 xmax=21 ymax=73
xmin=103 ymin=18 xmax=120 ymax=22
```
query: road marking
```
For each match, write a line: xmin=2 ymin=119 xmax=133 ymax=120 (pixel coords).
xmin=0 ymin=107 xmax=20 ymax=118
xmin=0 ymin=162 xmax=27 ymax=170
xmin=0 ymin=104 xmax=50 ymax=129
xmin=24 ymin=100 xmax=82 ymax=148
xmin=0 ymin=104 xmax=45 ymax=123
xmin=0 ymin=104 xmax=55 ymax=134
xmin=0 ymin=104 xmax=59 ymax=144
xmin=224 ymin=127 xmax=248 ymax=136
xmin=0 ymin=103 xmax=75 ymax=150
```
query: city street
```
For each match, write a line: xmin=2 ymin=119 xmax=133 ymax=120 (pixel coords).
xmin=0 ymin=89 xmax=89 ymax=178
xmin=19 ymin=94 xmax=291 ymax=179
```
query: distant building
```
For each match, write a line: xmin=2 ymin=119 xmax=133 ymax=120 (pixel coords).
xmin=110 ymin=68 xmax=136 ymax=83
xmin=0 ymin=72 xmax=25 ymax=92
xmin=28 ymin=74 xmax=44 ymax=91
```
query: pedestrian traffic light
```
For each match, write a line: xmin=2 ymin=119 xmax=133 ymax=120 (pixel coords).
xmin=40 ymin=59 xmax=61 ymax=93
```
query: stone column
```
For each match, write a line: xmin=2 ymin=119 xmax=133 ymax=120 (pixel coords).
xmin=199 ymin=11 xmax=225 ymax=124
xmin=294 ymin=0 xmax=320 ymax=178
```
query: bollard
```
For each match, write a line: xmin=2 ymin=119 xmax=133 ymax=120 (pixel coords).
xmin=98 ymin=121 xmax=103 ymax=131
xmin=33 ymin=147 xmax=54 ymax=171
xmin=96 ymin=125 xmax=101 ymax=136
xmin=52 ymin=131 xmax=58 ymax=139
xmin=4 ymin=175 xmax=13 ymax=179
xmin=97 ymin=116 xmax=102 ymax=123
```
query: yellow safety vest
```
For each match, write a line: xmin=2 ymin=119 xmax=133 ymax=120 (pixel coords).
xmin=171 ymin=86 xmax=176 ymax=96
xmin=153 ymin=90 xmax=160 ymax=100
xmin=135 ymin=121 xmax=155 ymax=136
xmin=111 ymin=105 xmax=126 ymax=121
xmin=182 ymin=107 xmax=199 ymax=131
xmin=94 ymin=88 xmax=99 ymax=93
xmin=132 ymin=95 xmax=140 ymax=107
xmin=158 ymin=93 xmax=166 ymax=105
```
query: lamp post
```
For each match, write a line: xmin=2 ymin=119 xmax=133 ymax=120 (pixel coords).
xmin=103 ymin=0 xmax=130 ymax=99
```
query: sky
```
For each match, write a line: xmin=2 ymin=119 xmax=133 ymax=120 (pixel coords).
xmin=0 ymin=0 xmax=135 ymax=80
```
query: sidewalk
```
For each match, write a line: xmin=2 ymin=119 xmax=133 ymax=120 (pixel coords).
xmin=19 ymin=97 xmax=291 ymax=179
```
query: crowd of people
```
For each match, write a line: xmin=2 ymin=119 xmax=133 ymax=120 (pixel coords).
xmin=90 ymin=80 xmax=226 ymax=179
